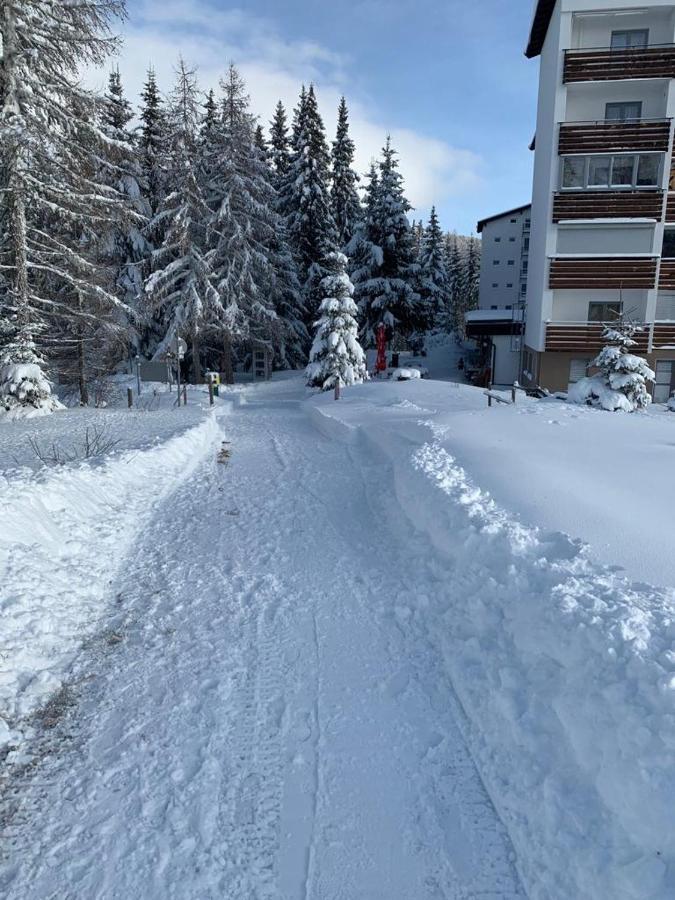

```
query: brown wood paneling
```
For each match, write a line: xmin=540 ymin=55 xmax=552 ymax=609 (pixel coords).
xmin=665 ymin=195 xmax=675 ymax=221
xmin=552 ymin=191 xmax=664 ymax=222
xmin=558 ymin=120 xmax=671 ymax=154
xmin=549 ymin=257 xmax=657 ymax=289
xmin=653 ymin=322 xmax=675 ymax=348
xmin=545 ymin=323 xmax=650 ymax=352
xmin=658 ymin=259 xmax=675 ymax=289
xmin=564 ymin=47 xmax=675 ymax=83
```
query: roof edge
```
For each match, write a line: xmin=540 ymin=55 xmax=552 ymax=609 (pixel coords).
xmin=525 ymin=0 xmax=557 ymax=59
xmin=476 ymin=204 xmax=532 ymax=234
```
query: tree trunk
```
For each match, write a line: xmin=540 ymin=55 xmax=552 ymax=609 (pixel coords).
xmin=222 ymin=332 xmax=234 ymax=385
xmin=191 ymin=332 xmax=201 ymax=384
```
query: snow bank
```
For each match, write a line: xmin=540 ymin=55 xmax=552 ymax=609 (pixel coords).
xmin=309 ymin=389 xmax=675 ymax=900
xmin=0 ymin=410 xmax=222 ymax=748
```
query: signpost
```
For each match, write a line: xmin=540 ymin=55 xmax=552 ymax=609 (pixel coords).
xmin=175 ymin=336 xmax=187 ymax=405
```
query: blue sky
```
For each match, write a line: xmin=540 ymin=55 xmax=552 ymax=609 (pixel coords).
xmin=104 ymin=0 xmax=539 ymax=235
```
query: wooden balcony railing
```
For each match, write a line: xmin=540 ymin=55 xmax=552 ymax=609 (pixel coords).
xmin=545 ymin=322 xmax=650 ymax=352
xmin=564 ymin=45 xmax=675 ymax=83
xmin=558 ymin=119 xmax=671 ymax=154
xmin=546 ymin=321 xmax=675 ymax=352
xmin=552 ymin=190 xmax=664 ymax=222
xmin=549 ymin=257 xmax=658 ymax=290
xmin=658 ymin=258 xmax=675 ymax=289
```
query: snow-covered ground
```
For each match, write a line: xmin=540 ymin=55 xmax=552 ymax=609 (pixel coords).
xmin=1 ymin=373 xmax=674 ymax=898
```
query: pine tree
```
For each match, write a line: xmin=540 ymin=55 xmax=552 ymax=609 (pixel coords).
xmin=139 ymin=67 xmax=167 ymax=218
xmin=348 ymin=163 xmax=384 ymax=346
xmin=306 ymin=252 xmax=368 ymax=390
xmin=145 ymin=59 xmax=218 ymax=383
xmin=269 ymin=101 xmax=291 ymax=189
xmin=0 ymin=0 xmax=131 ymax=415
xmin=417 ymin=207 xmax=447 ymax=330
xmin=283 ymin=85 xmax=338 ymax=323
xmin=206 ymin=65 xmax=305 ymax=380
xmin=351 ymin=138 xmax=418 ymax=345
xmin=571 ymin=321 xmax=655 ymax=412
xmin=331 ymin=97 xmax=361 ymax=249
xmin=99 ymin=69 xmax=151 ymax=325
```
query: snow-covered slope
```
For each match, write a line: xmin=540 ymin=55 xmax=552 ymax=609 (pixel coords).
xmin=309 ymin=379 xmax=675 ymax=900
xmin=0 ymin=400 xmax=223 ymax=747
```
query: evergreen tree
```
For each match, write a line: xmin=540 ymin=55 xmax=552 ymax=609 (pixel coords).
xmin=99 ymin=69 xmax=151 ymax=323
xmin=145 ymin=59 xmax=218 ymax=383
xmin=283 ymin=85 xmax=338 ymax=322
xmin=0 ymin=0 xmax=130 ymax=415
xmin=348 ymin=163 xmax=383 ymax=345
xmin=331 ymin=97 xmax=361 ymax=248
xmin=206 ymin=64 xmax=305 ymax=380
xmin=269 ymin=101 xmax=291 ymax=188
xmin=571 ymin=321 xmax=655 ymax=412
xmin=352 ymin=138 xmax=418 ymax=344
xmin=417 ymin=207 xmax=448 ymax=330
xmin=139 ymin=67 xmax=167 ymax=217
xmin=254 ymin=124 xmax=268 ymax=158
xmin=306 ymin=252 xmax=368 ymax=390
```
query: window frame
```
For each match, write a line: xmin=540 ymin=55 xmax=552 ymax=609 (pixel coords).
xmin=605 ymin=101 xmax=643 ymax=121
xmin=661 ymin=227 xmax=675 ymax=259
xmin=560 ymin=152 xmax=661 ymax=191
xmin=588 ymin=301 xmax=622 ymax=323
xmin=610 ymin=29 xmax=649 ymax=50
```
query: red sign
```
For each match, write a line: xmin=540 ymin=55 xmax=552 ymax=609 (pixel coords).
xmin=375 ymin=324 xmax=387 ymax=373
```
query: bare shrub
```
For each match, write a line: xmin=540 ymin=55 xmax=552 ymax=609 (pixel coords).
xmin=28 ymin=423 xmax=121 ymax=466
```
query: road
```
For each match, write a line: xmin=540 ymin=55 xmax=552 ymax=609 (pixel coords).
xmin=1 ymin=380 xmax=524 ymax=899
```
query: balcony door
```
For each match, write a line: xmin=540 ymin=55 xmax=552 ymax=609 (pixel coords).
xmin=610 ymin=30 xmax=649 ymax=50
xmin=605 ymin=101 xmax=642 ymax=121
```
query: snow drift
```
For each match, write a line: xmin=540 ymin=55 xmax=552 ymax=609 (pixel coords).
xmin=0 ymin=410 xmax=221 ymax=749
xmin=310 ymin=390 xmax=675 ymax=900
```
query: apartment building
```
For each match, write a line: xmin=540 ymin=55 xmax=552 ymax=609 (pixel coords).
xmin=465 ymin=205 xmax=530 ymax=385
xmin=523 ymin=0 xmax=675 ymax=401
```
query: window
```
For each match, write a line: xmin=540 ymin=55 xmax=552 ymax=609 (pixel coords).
xmin=492 ymin=283 xmax=499 ymax=288
xmin=588 ymin=302 xmax=622 ymax=322
xmin=662 ymin=228 xmax=675 ymax=258
xmin=588 ymin=156 xmax=611 ymax=187
xmin=560 ymin=153 xmax=661 ymax=190
xmin=506 ymin=283 xmax=513 ymax=288
xmin=569 ymin=359 xmax=591 ymax=385
xmin=493 ymin=259 xmax=500 ymax=265
xmin=605 ymin=101 xmax=642 ymax=121
xmin=509 ymin=236 xmax=516 ymax=242
xmin=507 ymin=260 xmax=515 ymax=266
xmin=611 ymin=29 xmax=649 ymax=50
xmin=520 ymin=284 xmax=527 ymax=296
xmin=654 ymin=361 xmax=674 ymax=403
xmin=491 ymin=305 xmax=498 ymax=310
xmin=523 ymin=237 xmax=530 ymax=252
xmin=510 ymin=218 xmax=517 ymax=223
xmin=506 ymin=304 xmax=512 ymax=309
xmin=495 ymin=237 xmax=501 ymax=242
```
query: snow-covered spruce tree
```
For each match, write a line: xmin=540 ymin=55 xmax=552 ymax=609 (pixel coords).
xmin=145 ymin=60 xmax=218 ymax=383
xmin=98 ymin=69 xmax=151 ymax=323
xmin=352 ymin=138 xmax=419 ymax=345
xmin=283 ymin=85 xmax=339 ymax=324
xmin=416 ymin=206 xmax=448 ymax=330
xmin=139 ymin=67 xmax=168 ymax=219
xmin=206 ymin=65 xmax=306 ymax=380
xmin=442 ymin=231 xmax=463 ymax=335
xmin=348 ymin=162 xmax=383 ymax=346
xmin=0 ymin=0 xmax=132 ymax=415
xmin=306 ymin=252 xmax=368 ymax=391
xmin=331 ymin=97 xmax=361 ymax=249
xmin=569 ymin=321 xmax=655 ymax=412
xmin=269 ymin=100 xmax=291 ymax=190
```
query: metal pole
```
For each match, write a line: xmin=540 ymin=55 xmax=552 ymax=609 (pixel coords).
xmin=208 ymin=380 xmax=214 ymax=406
xmin=127 ymin=387 xmax=133 ymax=408
xmin=175 ymin=339 xmax=182 ymax=406
xmin=135 ymin=355 xmax=141 ymax=396
xmin=182 ymin=385 xmax=187 ymax=406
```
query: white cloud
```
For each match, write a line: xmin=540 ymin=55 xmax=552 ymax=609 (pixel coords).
xmin=89 ymin=0 xmax=483 ymax=219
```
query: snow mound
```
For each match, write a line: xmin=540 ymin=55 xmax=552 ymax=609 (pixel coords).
xmin=0 ymin=410 xmax=221 ymax=749
xmin=390 ymin=367 xmax=422 ymax=381
xmin=568 ymin=374 xmax=639 ymax=412
xmin=0 ymin=364 xmax=64 ymax=419
xmin=309 ymin=391 xmax=675 ymax=899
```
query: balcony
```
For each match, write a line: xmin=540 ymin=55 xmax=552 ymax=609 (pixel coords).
xmin=564 ymin=45 xmax=675 ymax=83
xmin=545 ymin=321 xmax=674 ymax=352
xmin=548 ymin=256 xmax=658 ymax=290
xmin=558 ymin=119 xmax=671 ymax=155
xmin=553 ymin=190 xmax=664 ymax=222
xmin=659 ymin=258 xmax=675 ymax=288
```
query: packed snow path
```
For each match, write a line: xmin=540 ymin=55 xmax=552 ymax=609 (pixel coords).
xmin=1 ymin=380 xmax=524 ymax=899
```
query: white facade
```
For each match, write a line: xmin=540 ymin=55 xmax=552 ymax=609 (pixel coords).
xmin=525 ymin=0 xmax=675 ymax=394
xmin=477 ymin=205 xmax=531 ymax=312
